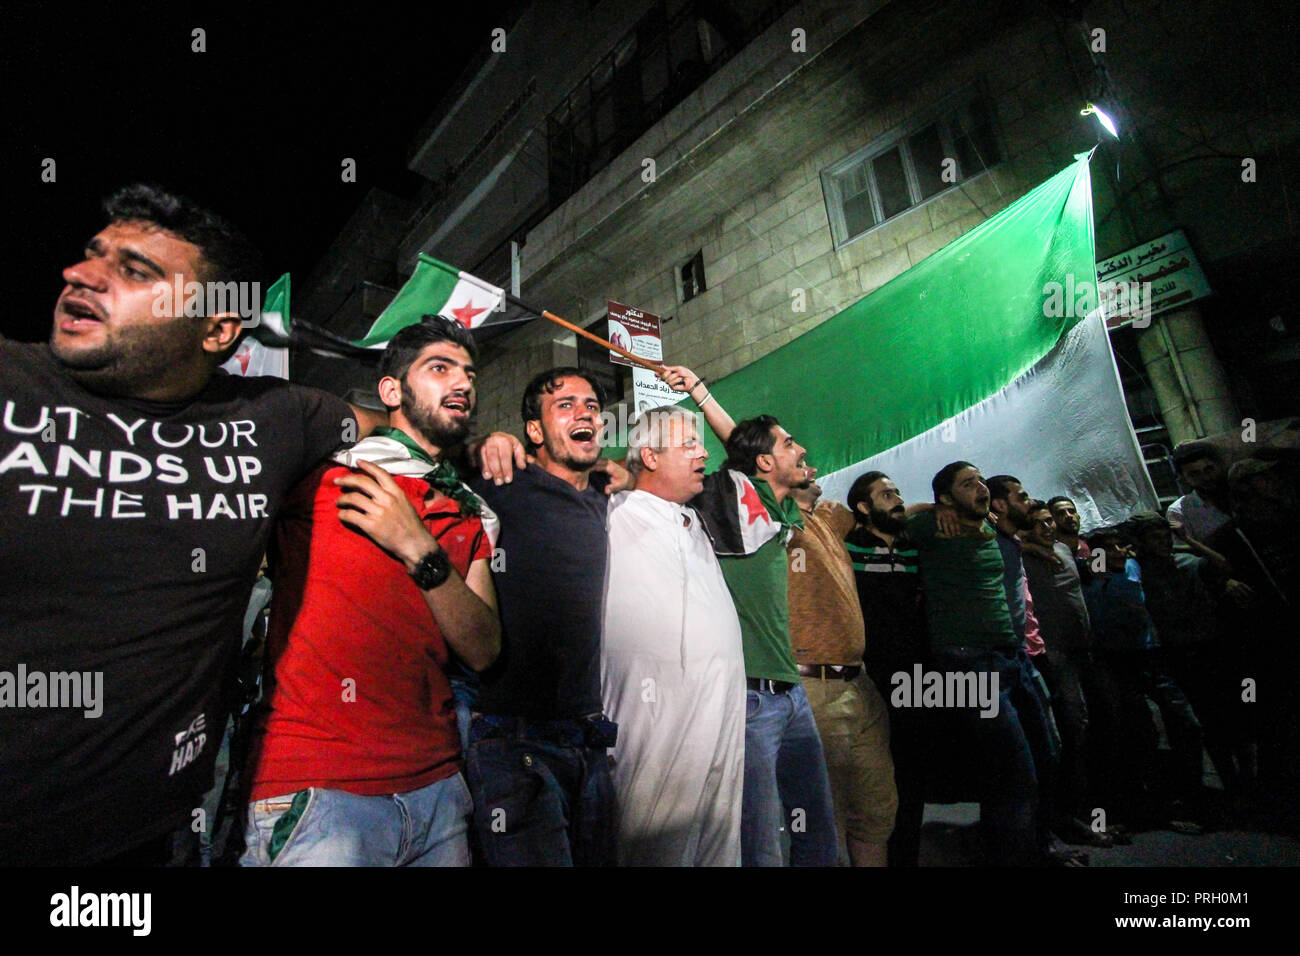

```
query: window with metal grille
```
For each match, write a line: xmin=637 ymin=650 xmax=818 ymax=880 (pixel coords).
xmin=678 ymin=250 xmax=706 ymax=303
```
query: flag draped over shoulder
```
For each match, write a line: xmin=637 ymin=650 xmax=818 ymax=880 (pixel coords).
xmin=688 ymin=471 xmax=798 ymax=557
xmin=695 ymin=156 xmax=1158 ymax=529
xmin=353 ymin=254 xmax=536 ymax=348
xmin=332 ymin=433 xmax=500 ymax=548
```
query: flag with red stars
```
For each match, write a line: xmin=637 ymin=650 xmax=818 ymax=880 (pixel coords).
xmin=221 ymin=272 xmax=290 ymax=378
xmin=687 ymin=469 xmax=799 ymax=557
xmin=352 ymin=254 xmax=535 ymax=348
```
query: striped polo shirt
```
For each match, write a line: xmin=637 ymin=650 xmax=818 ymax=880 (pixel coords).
xmin=844 ymin=525 xmax=927 ymax=676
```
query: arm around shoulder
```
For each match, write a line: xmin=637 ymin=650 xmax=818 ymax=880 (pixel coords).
xmin=819 ymin=500 xmax=856 ymax=539
xmin=347 ymin=402 xmax=389 ymax=439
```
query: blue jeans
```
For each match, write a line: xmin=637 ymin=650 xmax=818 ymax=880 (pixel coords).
xmin=465 ymin=718 xmax=616 ymax=867
xmin=930 ymin=646 xmax=1057 ymax=866
xmin=741 ymin=683 xmax=839 ymax=866
xmin=239 ymin=773 xmax=472 ymax=867
xmin=449 ymin=675 xmax=477 ymax=755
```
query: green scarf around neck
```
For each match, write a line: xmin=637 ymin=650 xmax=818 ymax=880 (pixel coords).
xmin=751 ymin=475 xmax=804 ymax=532
xmin=371 ymin=426 xmax=480 ymax=517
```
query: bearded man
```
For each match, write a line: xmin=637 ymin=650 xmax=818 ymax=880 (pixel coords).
xmin=0 ymin=184 xmax=384 ymax=866
xmin=241 ymin=318 xmax=500 ymax=866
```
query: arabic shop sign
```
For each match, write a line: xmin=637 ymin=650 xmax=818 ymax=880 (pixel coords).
xmin=1097 ymin=229 xmax=1211 ymax=328
xmin=607 ymin=300 xmax=686 ymax=415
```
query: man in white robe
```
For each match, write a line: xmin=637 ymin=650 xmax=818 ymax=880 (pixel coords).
xmin=602 ymin=407 xmax=747 ymax=866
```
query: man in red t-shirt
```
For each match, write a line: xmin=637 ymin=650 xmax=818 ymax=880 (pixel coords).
xmin=241 ymin=318 xmax=500 ymax=867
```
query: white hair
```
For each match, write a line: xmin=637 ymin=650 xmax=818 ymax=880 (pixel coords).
xmin=626 ymin=405 xmax=701 ymax=474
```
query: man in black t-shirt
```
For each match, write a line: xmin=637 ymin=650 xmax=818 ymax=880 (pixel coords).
xmin=463 ymin=367 xmax=627 ymax=866
xmin=0 ymin=185 xmax=383 ymax=866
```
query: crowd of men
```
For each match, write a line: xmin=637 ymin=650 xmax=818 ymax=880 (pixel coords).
xmin=3 ymin=185 xmax=1297 ymax=867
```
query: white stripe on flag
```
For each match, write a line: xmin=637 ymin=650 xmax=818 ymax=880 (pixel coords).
xmin=261 ymin=310 xmax=289 ymax=338
xmin=221 ymin=336 xmax=288 ymax=379
xmin=440 ymin=275 xmax=504 ymax=329
xmin=734 ymin=472 xmax=780 ymax=552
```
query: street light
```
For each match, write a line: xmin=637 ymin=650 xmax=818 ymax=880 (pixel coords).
xmin=1081 ymin=102 xmax=1119 ymax=138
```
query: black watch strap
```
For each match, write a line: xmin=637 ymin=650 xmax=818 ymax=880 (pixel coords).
xmin=410 ymin=549 xmax=452 ymax=590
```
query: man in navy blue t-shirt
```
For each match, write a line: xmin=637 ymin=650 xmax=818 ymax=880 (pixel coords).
xmin=464 ymin=367 xmax=626 ymax=866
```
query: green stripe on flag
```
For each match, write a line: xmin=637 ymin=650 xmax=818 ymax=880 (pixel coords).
xmin=260 ymin=273 xmax=290 ymax=337
xmin=697 ymin=157 xmax=1097 ymax=474
xmin=354 ymin=254 xmax=462 ymax=348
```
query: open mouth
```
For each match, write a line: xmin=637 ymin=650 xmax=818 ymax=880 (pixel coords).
xmin=570 ymin=426 xmax=596 ymax=444
xmin=441 ymin=396 xmax=470 ymax=414
xmin=59 ymin=297 xmax=104 ymax=323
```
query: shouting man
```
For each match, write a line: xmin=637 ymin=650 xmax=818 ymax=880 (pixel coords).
xmin=1 ymin=185 xmax=382 ymax=866
xmin=241 ymin=318 xmax=499 ymax=866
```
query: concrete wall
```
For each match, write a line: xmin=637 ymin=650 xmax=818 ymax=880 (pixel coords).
xmin=399 ymin=1 xmax=661 ymax=275
xmin=369 ymin=0 xmax=1298 ymax=442
xmin=468 ymin=0 xmax=1074 ymax=436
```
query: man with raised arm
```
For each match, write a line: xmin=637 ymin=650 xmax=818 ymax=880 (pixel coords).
xmin=658 ymin=365 xmax=838 ymax=867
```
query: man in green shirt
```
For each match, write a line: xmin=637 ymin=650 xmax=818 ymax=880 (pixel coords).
xmin=659 ymin=365 xmax=838 ymax=867
xmin=907 ymin=461 xmax=1058 ymax=866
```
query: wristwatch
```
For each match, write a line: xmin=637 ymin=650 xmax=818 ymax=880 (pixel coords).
xmin=409 ymin=549 xmax=452 ymax=590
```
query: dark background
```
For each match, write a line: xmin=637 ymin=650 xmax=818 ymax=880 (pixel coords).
xmin=3 ymin=2 xmax=510 ymax=343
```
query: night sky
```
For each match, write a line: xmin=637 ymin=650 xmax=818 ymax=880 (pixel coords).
xmin=4 ymin=3 xmax=512 ymax=343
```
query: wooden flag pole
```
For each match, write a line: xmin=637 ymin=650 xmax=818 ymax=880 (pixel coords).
xmin=540 ymin=310 xmax=664 ymax=372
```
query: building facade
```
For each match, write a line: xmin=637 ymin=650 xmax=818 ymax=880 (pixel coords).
xmin=295 ymin=0 xmax=1300 ymax=505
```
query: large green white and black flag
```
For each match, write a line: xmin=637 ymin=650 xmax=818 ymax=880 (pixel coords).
xmin=698 ymin=156 xmax=1157 ymax=529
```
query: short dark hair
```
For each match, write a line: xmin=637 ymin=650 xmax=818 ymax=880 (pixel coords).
xmin=520 ymin=367 xmax=607 ymax=450
xmin=724 ymin=415 xmax=781 ymax=476
xmin=1046 ymin=495 xmax=1075 ymax=511
xmin=1085 ymin=524 xmax=1127 ymax=549
xmin=1027 ymin=499 xmax=1052 ymax=516
xmin=378 ymin=316 xmax=478 ymax=386
xmin=1122 ymin=511 xmax=1169 ymax=538
xmin=932 ymin=461 xmax=976 ymax=501
xmin=1172 ymin=440 xmax=1222 ymax=474
xmin=985 ymin=474 xmax=1021 ymax=503
xmin=103 ymin=183 xmax=262 ymax=288
xmin=847 ymin=470 xmax=890 ymax=517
